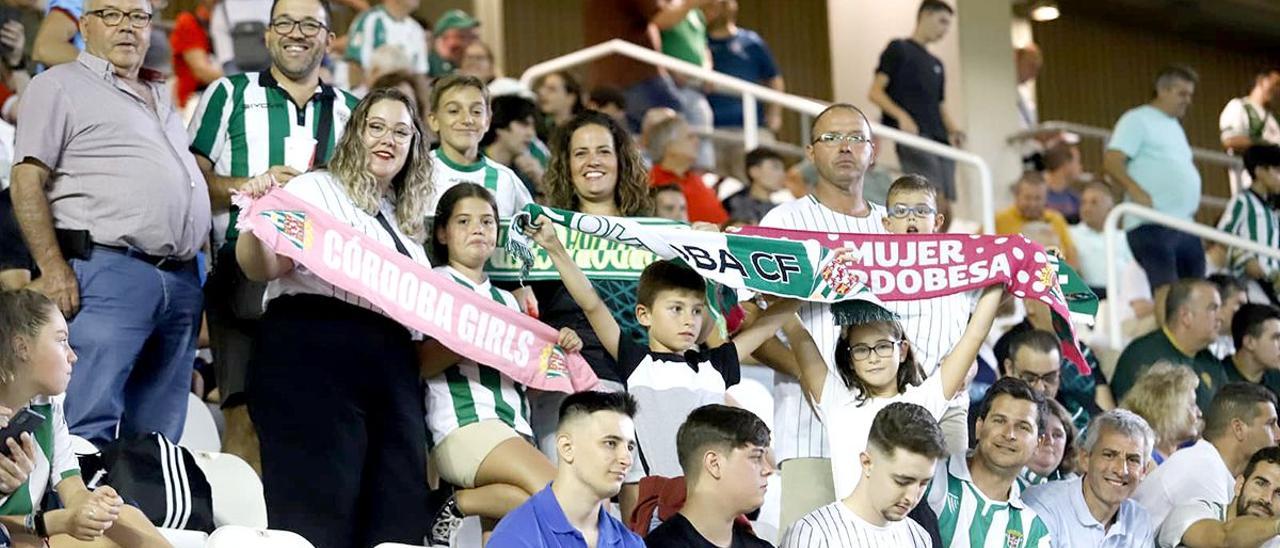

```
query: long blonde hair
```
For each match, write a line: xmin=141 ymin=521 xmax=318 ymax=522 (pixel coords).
xmin=1121 ymin=361 xmax=1200 ymax=448
xmin=327 ymin=88 xmax=433 ymax=243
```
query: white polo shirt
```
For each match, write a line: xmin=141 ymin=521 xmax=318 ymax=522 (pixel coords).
xmin=1132 ymin=439 xmax=1235 ymax=529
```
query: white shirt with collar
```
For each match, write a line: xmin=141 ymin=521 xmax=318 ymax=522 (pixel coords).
xmin=1132 ymin=439 xmax=1236 ymax=529
xmin=1024 ymin=475 xmax=1155 ymax=548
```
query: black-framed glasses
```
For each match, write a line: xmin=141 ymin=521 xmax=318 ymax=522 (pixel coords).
xmin=813 ymin=132 xmax=873 ymax=146
xmin=887 ymin=204 xmax=938 ymax=219
xmin=365 ymin=121 xmax=415 ymax=144
xmin=1015 ymin=370 xmax=1060 ymax=387
xmin=86 ymin=8 xmax=152 ymax=28
xmin=270 ymin=17 xmax=328 ymax=37
xmin=848 ymin=340 xmax=900 ymax=361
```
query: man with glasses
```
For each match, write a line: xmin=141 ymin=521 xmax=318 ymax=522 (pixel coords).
xmin=187 ymin=0 xmax=358 ymax=471
xmin=10 ymin=0 xmax=210 ymax=444
xmin=758 ymin=102 xmax=890 ymax=532
xmin=995 ymin=171 xmax=1080 ymax=268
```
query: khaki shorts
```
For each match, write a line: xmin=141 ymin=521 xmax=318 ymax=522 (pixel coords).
xmin=431 ymin=420 xmax=520 ymax=488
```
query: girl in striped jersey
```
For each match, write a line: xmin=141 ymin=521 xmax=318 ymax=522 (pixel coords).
xmin=779 ymin=283 xmax=1004 ymax=501
xmin=0 ymin=290 xmax=169 ymax=546
xmin=421 ymin=183 xmax=583 ymax=545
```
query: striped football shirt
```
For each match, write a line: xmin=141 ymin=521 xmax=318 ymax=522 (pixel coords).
xmin=424 ymin=266 xmax=532 ymax=446
xmin=758 ymin=194 xmax=887 ymax=460
xmin=187 ymin=71 xmax=359 ymax=242
xmin=429 ymin=149 xmax=535 ymax=219
xmin=1217 ymin=188 xmax=1280 ymax=279
xmin=927 ymin=454 xmax=1052 ymax=548
xmin=783 ymin=501 xmax=934 ymax=548
xmin=0 ymin=396 xmax=81 ymax=516
xmin=344 ymin=6 xmax=429 ymax=74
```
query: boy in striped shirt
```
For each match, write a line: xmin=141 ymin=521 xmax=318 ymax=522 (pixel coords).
xmin=926 ymin=377 xmax=1053 ymax=548
xmin=1217 ymin=144 xmax=1280 ymax=306
xmin=783 ymin=402 xmax=942 ymax=548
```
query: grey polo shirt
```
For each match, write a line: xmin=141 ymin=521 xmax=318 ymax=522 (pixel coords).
xmin=14 ymin=52 xmax=210 ymax=260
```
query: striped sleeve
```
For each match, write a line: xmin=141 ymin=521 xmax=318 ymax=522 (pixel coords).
xmin=188 ymin=77 xmax=233 ymax=163
xmin=50 ymin=401 xmax=80 ymax=482
xmin=344 ymin=10 xmax=371 ymax=64
xmin=1027 ymin=516 xmax=1052 ymax=548
xmin=1218 ymin=194 xmax=1259 ymax=269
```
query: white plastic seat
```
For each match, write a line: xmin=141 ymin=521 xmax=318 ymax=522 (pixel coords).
xmin=179 ymin=393 xmax=222 ymax=453
xmin=157 ymin=527 xmax=208 ymax=548
xmin=191 ymin=450 xmax=268 ymax=528
xmin=206 ymin=525 xmax=315 ymax=548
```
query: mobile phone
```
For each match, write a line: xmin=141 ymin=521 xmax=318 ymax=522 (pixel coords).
xmin=0 ymin=408 xmax=45 ymax=457
xmin=0 ymin=8 xmax=18 ymax=60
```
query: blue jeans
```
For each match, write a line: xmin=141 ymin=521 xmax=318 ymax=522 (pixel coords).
xmin=1126 ymin=224 xmax=1206 ymax=289
xmin=66 ymin=250 xmax=202 ymax=445
xmin=622 ymin=75 xmax=683 ymax=133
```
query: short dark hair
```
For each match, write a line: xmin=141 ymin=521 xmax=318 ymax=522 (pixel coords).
xmin=676 ymin=404 xmax=771 ymax=476
xmin=745 ymin=147 xmax=784 ymax=175
xmin=1255 ymin=68 xmax=1280 ymax=84
xmin=430 ymin=183 xmax=499 ymax=264
xmin=481 ymin=95 xmax=538 ymax=148
xmin=917 ymin=0 xmax=954 ymax=17
xmin=1243 ymin=446 xmax=1280 ymax=480
xmin=976 ymin=377 xmax=1048 ymax=434
xmin=1042 ymin=143 xmax=1076 ymax=173
xmin=270 ymin=0 xmax=333 ymax=26
xmin=1003 ymin=329 xmax=1060 ymax=374
xmin=1204 ymin=382 xmax=1279 ymax=440
xmin=1234 ymin=303 xmax=1280 ymax=350
xmin=637 ymin=260 xmax=706 ymax=309
xmin=867 ymin=402 xmax=947 ymax=460
xmin=811 ymin=102 xmax=872 ymax=137
xmin=886 ymin=174 xmax=937 ymax=204
xmin=558 ymin=390 xmax=638 ymax=428
xmin=535 ymin=71 xmax=585 ymax=114
xmin=1207 ymin=273 xmax=1248 ymax=300
xmin=650 ymin=183 xmax=684 ymax=200
xmin=1154 ymin=64 xmax=1199 ymax=91
xmin=429 ymin=73 xmax=490 ymax=114
xmin=589 ymin=86 xmax=626 ymax=111
xmin=1244 ymin=144 xmax=1280 ymax=179
xmin=1164 ymin=278 xmax=1212 ymax=325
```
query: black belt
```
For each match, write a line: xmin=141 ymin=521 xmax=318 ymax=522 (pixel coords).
xmin=94 ymin=244 xmax=195 ymax=272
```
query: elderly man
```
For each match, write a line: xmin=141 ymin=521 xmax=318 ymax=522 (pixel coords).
xmin=1024 ymin=409 xmax=1157 ymax=547
xmin=995 ymin=172 xmax=1079 ymax=267
xmin=1110 ymin=278 xmax=1228 ymax=413
xmin=426 ymin=9 xmax=478 ymax=78
xmin=1069 ymin=181 xmax=1133 ymax=299
xmin=10 ymin=0 xmax=208 ymax=445
xmin=1134 ymin=382 xmax=1280 ymax=527
xmin=1160 ymin=446 xmax=1280 ymax=547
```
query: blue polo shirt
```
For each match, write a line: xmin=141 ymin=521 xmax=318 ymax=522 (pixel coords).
xmin=489 ymin=483 xmax=645 ymax=548
xmin=1023 ymin=476 xmax=1155 ymax=548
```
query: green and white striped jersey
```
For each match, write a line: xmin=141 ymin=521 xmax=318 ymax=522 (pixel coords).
xmin=1217 ymin=188 xmax=1280 ymax=278
xmin=0 ymin=396 xmax=80 ymax=516
xmin=344 ymin=6 xmax=428 ymax=74
xmin=187 ymin=71 xmax=359 ymax=242
xmin=424 ymin=266 xmax=532 ymax=446
xmin=429 ymin=149 xmax=535 ymax=219
xmin=926 ymin=454 xmax=1052 ymax=548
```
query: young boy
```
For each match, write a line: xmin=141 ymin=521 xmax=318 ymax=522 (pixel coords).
xmin=652 ymin=184 xmax=690 ymax=223
xmin=879 ymin=174 xmax=977 ymax=457
xmin=723 ymin=148 xmax=786 ymax=224
xmin=427 ymin=73 xmax=534 ymax=218
xmin=528 ymin=221 xmax=801 ymax=519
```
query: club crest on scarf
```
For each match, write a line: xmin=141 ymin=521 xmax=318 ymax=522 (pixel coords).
xmin=260 ymin=210 xmax=312 ymax=250
xmin=539 ymin=345 xmax=569 ymax=380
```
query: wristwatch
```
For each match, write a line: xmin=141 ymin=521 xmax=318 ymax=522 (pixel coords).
xmin=34 ymin=510 xmax=48 ymax=538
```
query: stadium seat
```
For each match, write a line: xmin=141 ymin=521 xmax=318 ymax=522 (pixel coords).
xmin=69 ymin=434 xmax=97 ymax=457
xmin=158 ymin=527 xmax=208 ymax=548
xmin=206 ymin=525 xmax=315 ymax=548
xmin=179 ymin=393 xmax=222 ymax=453
xmin=192 ymin=450 xmax=268 ymax=528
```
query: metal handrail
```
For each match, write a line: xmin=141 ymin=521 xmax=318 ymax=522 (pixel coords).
xmin=1103 ymin=202 xmax=1280 ymax=348
xmin=1031 ymin=120 xmax=1242 ymax=169
xmin=519 ymin=39 xmax=997 ymax=233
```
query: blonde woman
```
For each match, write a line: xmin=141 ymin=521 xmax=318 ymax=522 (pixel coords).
xmin=1120 ymin=361 xmax=1202 ymax=467
xmin=236 ymin=88 xmax=435 ymax=548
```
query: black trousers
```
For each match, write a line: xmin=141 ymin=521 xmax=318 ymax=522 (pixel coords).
xmin=247 ymin=295 xmax=429 ymax=548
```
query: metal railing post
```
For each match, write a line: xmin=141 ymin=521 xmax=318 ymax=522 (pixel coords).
xmin=742 ymin=94 xmax=759 ymax=151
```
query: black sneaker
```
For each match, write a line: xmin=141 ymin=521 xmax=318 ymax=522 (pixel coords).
xmin=428 ymin=494 xmax=464 ymax=547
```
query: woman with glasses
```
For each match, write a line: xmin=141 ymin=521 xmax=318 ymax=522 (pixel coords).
xmin=778 ymin=284 xmax=1004 ymax=502
xmin=236 ymin=88 xmax=434 ymax=548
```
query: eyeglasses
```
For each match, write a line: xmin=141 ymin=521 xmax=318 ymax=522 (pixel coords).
xmin=365 ymin=121 xmax=416 ymax=144
xmin=887 ymin=204 xmax=938 ymax=219
xmin=270 ymin=17 xmax=328 ymax=37
xmin=848 ymin=340 xmax=900 ymax=361
xmin=86 ymin=8 xmax=152 ymax=28
xmin=1015 ymin=370 xmax=1060 ymax=387
xmin=813 ymin=132 xmax=873 ymax=146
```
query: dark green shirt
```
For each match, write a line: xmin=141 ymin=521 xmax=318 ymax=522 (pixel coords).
xmin=1223 ymin=357 xmax=1280 ymax=403
xmin=1110 ymin=329 xmax=1227 ymax=413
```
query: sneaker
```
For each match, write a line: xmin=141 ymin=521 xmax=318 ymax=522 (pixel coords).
xmin=428 ymin=494 xmax=464 ymax=547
